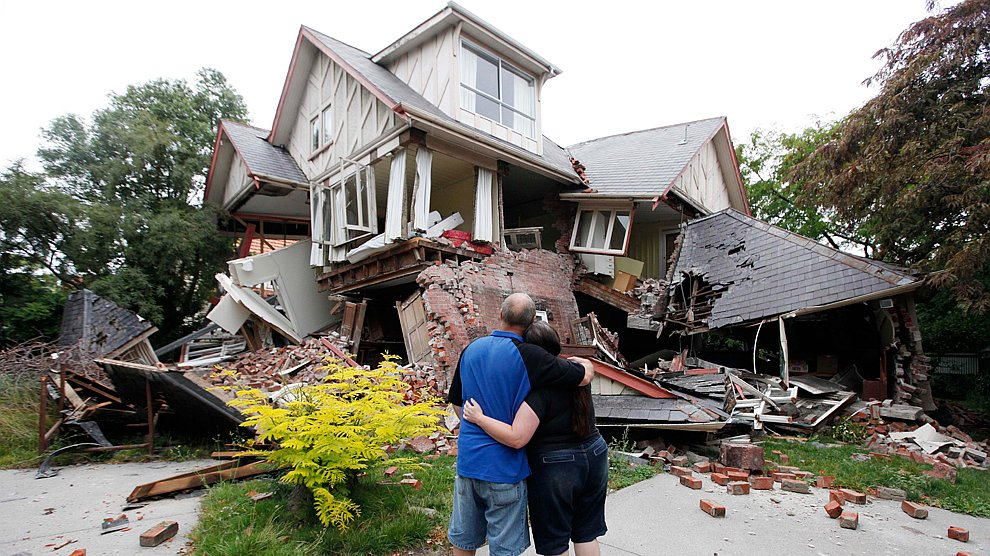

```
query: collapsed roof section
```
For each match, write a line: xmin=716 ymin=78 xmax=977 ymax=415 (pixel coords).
xmin=59 ymin=289 xmax=157 ymax=363
xmin=660 ymin=209 xmax=923 ymax=332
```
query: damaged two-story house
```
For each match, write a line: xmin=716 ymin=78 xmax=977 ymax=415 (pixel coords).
xmin=200 ymin=2 xmax=934 ymax=428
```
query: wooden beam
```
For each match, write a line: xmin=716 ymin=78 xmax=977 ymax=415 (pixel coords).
xmin=127 ymin=461 xmax=270 ymax=502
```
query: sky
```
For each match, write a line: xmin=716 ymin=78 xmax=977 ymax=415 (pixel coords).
xmin=0 ymin=0 xmax=942 ymax=170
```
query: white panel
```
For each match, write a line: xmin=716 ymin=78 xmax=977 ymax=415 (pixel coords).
xmin=385 ymin=149 xmax=408 ymax=241
xmin=412 ymin=148 xmax=433 ymax=230
xmin=474 ymin=167 xmax=494 ymax=242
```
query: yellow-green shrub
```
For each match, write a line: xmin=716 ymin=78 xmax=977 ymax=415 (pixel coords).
xmin=228 ymin=354 xmax=444 ymax=529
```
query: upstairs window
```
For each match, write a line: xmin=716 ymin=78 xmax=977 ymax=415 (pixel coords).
xmin=310 ymin=103 xmax=333 ymax=153
xmin=569 ymin=205 xmax=633 ymax=255
xmin=310 ymin=117 xmax=320 ymax=152
xmin=460 ymin=41 xmax=536 ymax=138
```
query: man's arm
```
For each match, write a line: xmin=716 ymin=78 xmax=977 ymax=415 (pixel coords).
xmin=462 ymin=399 xmax=539 ymax=449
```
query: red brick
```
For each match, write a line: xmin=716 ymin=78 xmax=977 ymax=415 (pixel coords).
xmin=779 ymin=453 xmax=790 ymax=465
xmin=670 ymin=465 xmax=693 ymax=478
xmin=139 ymin=521 xmax=179 ymax=547
xmin=777 ymin=465 xmax=800 ymax=474
xmin=793 ymin=470 xmax=815 ymax=479
xmin=829 ymin=490 xmax=845 ymax=505
xmin=712 ymin=463 xmax=727 ymax=474
xmin=400 ymin=478 xmax=423 ymax=490
xmin=679 ymin=475 xmax=702 ymax=490
xmin=383 ymin=466 xmax=398 ymax=476
xmin=727 ymin=470 xmax=750 ymax=482
xmin=956 ymin=552 xmax=975 ymax=556
xmin=669 ymin=455 xmax=689 ymax=467
xmin=773 ymin=472 xmax=797 ymax=482
xmin=699 ymin=499 xmax=725 ymax=518
xmin=815 ymin=475 xmax=835 ymax=488
xmin=948 ymin=526 xmax=970 ymax=542
xmin=839 ymin=511 xmax=859 ymax=530
xmin=839 ymin=488 xmax=866 ymax=505
xmin=692 ymin=461 xmax=712 ymax=474
xmin=927 ymin=461 xmax=958 ymax=483
xmin=727 ymin=481 xmax=750 ymax=495
xmin=720 ymin=443 xmax=765 ymax=472
xmin=780 ymin=479 xmax=811 ymax=494
xmin=749 ymin=476 xmax=774 ymax=490
xmin=901 ymin=501 xmax=928 ymax=519
xmin=68 ymin=551 xmax=86 ymax=556
xmin=824 ymin=500 xmax=842 ymax=518
xmin=711 ymin=472 xmax=730 ymax=486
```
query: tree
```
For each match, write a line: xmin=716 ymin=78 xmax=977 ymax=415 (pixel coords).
xmin=791 ymin=0 xmax=990 ymax=313
xmin=0 ymin=68 xmax=248 ymax=344
xmin=737 ymin=122 xmax=878 ymax=256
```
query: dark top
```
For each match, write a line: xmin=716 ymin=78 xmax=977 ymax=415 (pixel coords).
xmin=525 ymin=384 xmax=599 ymax=453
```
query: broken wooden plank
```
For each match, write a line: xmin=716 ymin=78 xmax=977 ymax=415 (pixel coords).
xmin=127 ymin=461 xmax=270 ymax=502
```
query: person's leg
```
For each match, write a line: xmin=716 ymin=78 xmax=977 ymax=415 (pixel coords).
xmin=570 ymin=436 xmax=608 ymax=550
xmin=449 ymin=476 xmax=487 ymax=555
xmin=452 ymin=548 xmax=477 ymax=556
xmin=573 ymin=540 xmax=600 ymax=556
xmin=528 ymin=449 xmax=580 ymax=556
xmin=481 ymin=479 xmax=530 ymax=556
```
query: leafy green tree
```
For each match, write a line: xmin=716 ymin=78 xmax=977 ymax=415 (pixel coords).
xmin=790 ymin=0 xmax=990 ymax=313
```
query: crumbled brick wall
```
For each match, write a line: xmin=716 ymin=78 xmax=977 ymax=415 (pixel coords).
xmin=416 ymin=248 xmax=582 ymax=383
xmin=888 ymin=294 xmax=936 ymax=411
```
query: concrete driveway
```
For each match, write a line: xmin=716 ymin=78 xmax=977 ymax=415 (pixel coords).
xmin=481 ymin=470 xmax=990 ymax=556
xmin=0 ymin=459 xmax=219 ymax=555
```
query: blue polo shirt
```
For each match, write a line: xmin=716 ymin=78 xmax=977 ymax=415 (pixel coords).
xmin=447 ymin=330 xmax=585 ymax=483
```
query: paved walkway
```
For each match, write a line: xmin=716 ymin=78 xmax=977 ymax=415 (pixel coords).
xmin=481 ymin=471 xmax=990 ymax=556
xmin=0 ymin=459 xmax=218 ymax=555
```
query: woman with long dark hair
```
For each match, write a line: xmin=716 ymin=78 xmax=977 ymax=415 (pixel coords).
xmin=462 ymin=320 xmax=607 ymax=556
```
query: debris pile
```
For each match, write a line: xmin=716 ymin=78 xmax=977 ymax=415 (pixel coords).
xmin=862 ymin=417 xmax=989 ymax=470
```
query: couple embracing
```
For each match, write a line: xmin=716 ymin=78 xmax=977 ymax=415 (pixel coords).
xmin=446 ymin=293 xmax=608 ymax=556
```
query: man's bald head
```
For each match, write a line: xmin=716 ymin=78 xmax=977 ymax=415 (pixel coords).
xmin=500 ymin=293 xmax=536 ymax=329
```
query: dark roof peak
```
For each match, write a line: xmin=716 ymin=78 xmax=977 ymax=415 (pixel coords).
xmin=567 ymin=116 xmax=725 ymax=150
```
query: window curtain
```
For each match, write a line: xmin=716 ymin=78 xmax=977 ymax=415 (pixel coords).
xmin=474 ymin=167 xmax=494 ymax=242
xmin=412 ymin=148 xmax=433 ymax=231
xmin=309 ymin=184 xmax=325 ymax=266
xmin=460 ymin=47 xmax=478 ymax=112
xmin=512 ymin=74 xmax=534 ymax=136
xmin=385 ymin=149 xmax=407 ymax=242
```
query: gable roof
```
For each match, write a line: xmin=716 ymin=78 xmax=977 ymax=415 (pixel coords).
xmin=223 ymin=121 xmax=308 ymax=185
xmin=269 ymin=25 xmax=580 ymax=184
xmin=58 ymin=290 xmax=155 ymax=358
xmin=668 ymin=209 xmax=921 ymax=328
xmin=565 ymin=117 xmax=741 ymax=203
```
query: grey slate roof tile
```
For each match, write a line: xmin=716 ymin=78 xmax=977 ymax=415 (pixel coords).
xmin=59 ymin=290 xmax=154 ymax=358
xmin=669 ymin=209 xmax=921 ymax=328
xmin=223 ymin=121 xmax=307 ymax=184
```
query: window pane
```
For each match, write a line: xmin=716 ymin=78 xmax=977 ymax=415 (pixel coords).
xmin=322 ymin=107 xmax=333 ymax=143
xmin=590 ymin=210 xmax=610 ymax=249
xmin=311 ymin=118 xmax=320 ymax=151
xmin=474 ymin=93 xmax=501 ymax=122
xmin=502 ymin=107 xmax=534 ymax=137
xmin=574 ymin=210 xmax=594 ymax=247
xmin=609 ymin=211 xmax=631 ymax=251
xmin=345 ymin=175 xmax=359 ymax=226
xmin=472 ymin=49 xmax=499 ymax=98
xmin=500 ymin=65 xmax=534 ymax=116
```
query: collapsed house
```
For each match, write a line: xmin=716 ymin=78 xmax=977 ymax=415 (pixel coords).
xmin=46 ymin=3 xmax=943 ymax=446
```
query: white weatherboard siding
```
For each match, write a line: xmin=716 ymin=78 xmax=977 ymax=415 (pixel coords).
xmin=287 ymin=53 xmax=398 ymax=180
xmin=669 ymin=140 xmax=732 ymax=213
xmin=386 ymin=27 xmax=457 ymax=118
xmin=222 ymin=151 xmax=253 ymax=206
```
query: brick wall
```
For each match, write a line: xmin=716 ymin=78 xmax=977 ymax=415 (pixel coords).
xmin=416 ymin=248 xmax=582 ymax=383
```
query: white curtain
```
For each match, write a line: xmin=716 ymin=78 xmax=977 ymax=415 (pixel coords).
xmin=385 ymin=149 xmax=407 ymax=242
xmin=512 ymin=73 xmax=535 ymax=136
xmin=460 ymin=46 xmax=478 ymax=112
xmin=474 ymin=167 xmax=494 ymax=242
xmin=309 ymin=184 xmax=325 ymax=266
xmin=412 ymin=148 xmax=433 ymax=231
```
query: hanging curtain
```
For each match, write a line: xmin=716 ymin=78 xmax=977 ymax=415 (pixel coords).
xmin=474 ymin=167 xmax=494 ymax=242
xmin=309 ymin=184 xmax=325 ymax=266
xmin=385 ymin=149 xmax=407 ymax=242
xmin=412 ymin=148 xmax=433 ymax=231
xmin=512 ymin=71 xmax=535 ymax=137
xmin=460 ymin=46 xmax=478 ymax=112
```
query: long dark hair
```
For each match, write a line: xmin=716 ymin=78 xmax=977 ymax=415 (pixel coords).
xmin=524 ymin=321 xmax=593 ymax=437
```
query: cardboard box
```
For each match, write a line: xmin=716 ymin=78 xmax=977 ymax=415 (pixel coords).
xmin=612 ymin=271 xmax=637 ymax=292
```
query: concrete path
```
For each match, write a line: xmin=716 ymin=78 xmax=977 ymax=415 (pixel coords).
xmin=0 ymin=459 xmax=220 ymax=556
xmin=481 ymin=471 xmax=990 ymax=556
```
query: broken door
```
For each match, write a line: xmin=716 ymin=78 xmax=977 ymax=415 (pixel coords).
xmin=396 ymin=290 xmax=433 ymax=366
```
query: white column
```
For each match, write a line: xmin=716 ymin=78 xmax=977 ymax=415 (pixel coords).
xmin=412 ymin=148 xmax=433 ymax=231
xmin=385 ymin=149 xmax=407 ymax=242
xmin=474 ymin=167 xmax=494 ymax=242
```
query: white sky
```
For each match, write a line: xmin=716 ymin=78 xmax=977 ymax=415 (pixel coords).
xmin=0 ymin=0 xmax=940 ymax=170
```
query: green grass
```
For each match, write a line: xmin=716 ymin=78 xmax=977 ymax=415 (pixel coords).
xmin=763 ymin=438 xmax=990 ymax=517
xmin=191 ymin=453 xmax=456 ymax=556
xmin=0 ymin=375 xmax=52 ymax=468
xmin=608 ymin=455 xmax=663 ymax=491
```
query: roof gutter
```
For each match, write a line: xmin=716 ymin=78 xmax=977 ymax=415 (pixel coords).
xmin=782 ymin=281 xmax=924 ymax=319
xmin=400 ymin=103 xmax=580 ymax=184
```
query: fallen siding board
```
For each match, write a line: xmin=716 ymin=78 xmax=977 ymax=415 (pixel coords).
xmin=128 ymin=461 xmax=270 ymax=502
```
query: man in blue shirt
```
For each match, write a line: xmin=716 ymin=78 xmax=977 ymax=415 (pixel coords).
xmin=446 ymin=293 xmax=593 ymax=556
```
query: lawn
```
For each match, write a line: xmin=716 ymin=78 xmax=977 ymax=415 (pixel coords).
xmin=763 ymin=438 xmax=990 ymax=517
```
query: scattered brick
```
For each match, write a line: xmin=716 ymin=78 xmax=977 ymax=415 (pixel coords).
xmin=727 ymin=481 xmax=750 ymax=495
xmin=773 ymin=472 xmax=797 ymax=482
xmin=383 ymin=466 xmax=398 ymax=477
xmin=679 ymin=475 xmax=702 ymax=490
xmin=824 ymin=500 xmax=843 ymax=518
xmin=780 ymin=479 xmax=811 ymax=494
xmin=956 ymin=552 xmax=975 ymax=556
xmin=139 ymin=521 xmax=178 ymax=547
xmin=839 ymin=511 xmax=859 ymax=530
xmin=711 ymin=473 xmax=730 ymax=486
xmin=68 ymin=551 xmax=86 ymax=556
xmin=693 ymin=461 xmax=712 ymax=474
xmin=948 ymin=526 xmax=969 ymax=542
xmin=720 ymin=443 xmax=765 ymax=472
xmin=876 ymin=486 xmax=906 ymax=501
xmin=777 ymin=465 xmax=800 ymax=474
xmin=727 ymin=470 xmax=750 ymax=482
xmin=829 ymin=490 xmax=845 ymax=505
xmin=927 ymin=461 xmax=958 ymax=483
xmin=901 ymin=501 xmax=928 ymax=519
xmin=699 ymin=499 xmax=725 ymax=518
xmin=400 ymin=478 xmax=423 ymax=490
xmin=750 ymin=476 xmax=774 ymax=490
xmin=779 ymin=454 xmax=790 ymax=465
xmin=839 ymin=488 xmax=867 ymax=505
xmin=815 ymin=475 xmax=835 ymax=488
xmin=712 ymin=463 xmax=727 ymax=474
xmin=793 ymin=470 xmax=815 ymax=480
xmin=669 ymin=456 xmax=689 ymax=467
xmin=670 ymin=466 xmax=693 ymax=478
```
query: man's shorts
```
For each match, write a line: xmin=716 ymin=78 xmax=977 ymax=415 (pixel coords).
xmin=448 ymin=475 xmax=529 ymax=556
xmin=527 ymin=434 xmax=609 ymax=555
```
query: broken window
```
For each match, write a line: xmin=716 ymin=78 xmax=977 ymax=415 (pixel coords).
xmin=330 ymin=165 xmax=377 ymax=247
xmin=569 ymin=204 xmax=633 ymax=255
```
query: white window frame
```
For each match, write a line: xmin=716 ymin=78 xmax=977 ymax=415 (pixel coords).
xmin=309 ymin=117 xmax=320 ymax=153
xmin=459 ymin=40 xmax=536 ymax=138
xmin=329 ymin=164 xmax=377 ymax=247
xmin=568 ymin=203 xmax=634 ymax=256
xmin=321 ymin=104 xmax=334 ymax=145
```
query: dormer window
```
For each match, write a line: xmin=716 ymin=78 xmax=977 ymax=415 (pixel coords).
xmin=460 ymin=41 xmax=536 ymax=138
